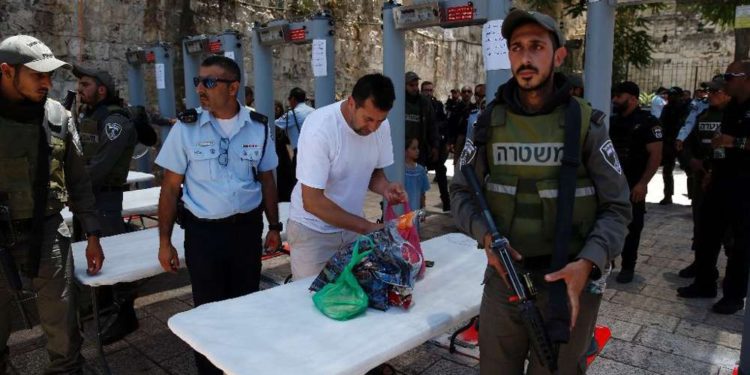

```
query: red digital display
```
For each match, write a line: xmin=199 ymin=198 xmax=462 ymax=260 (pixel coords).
xmin=145 ymin=51 xmax=155 ymax=63
xmin=208 ymin=40 xmax=223 ymax=53
xmin=288 ymin=28 xmax=306 ymax=42
xmin=445 ymin=5 xmax=474 ymax=22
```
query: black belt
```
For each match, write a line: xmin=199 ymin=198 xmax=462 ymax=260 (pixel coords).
xmin=184 ymin=206 xmax=262 ymax=224
xmin=98 ymin=186 xmax=126 ymax=192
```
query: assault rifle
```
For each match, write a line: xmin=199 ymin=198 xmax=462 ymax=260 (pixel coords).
xmin=459 ymin=146 xmax=559 ymax=372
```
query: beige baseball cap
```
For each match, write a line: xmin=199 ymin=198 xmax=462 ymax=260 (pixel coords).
xmin=0 ymin=35 xmax=70 ymax=72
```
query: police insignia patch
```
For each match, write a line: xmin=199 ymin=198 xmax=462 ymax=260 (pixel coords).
xmin=105 ymin=122 xmax=122 ymax=141
xmin=459 ymin=138 xmax=477 ymax=167
xmin=599 ymin=140 xmax=622 ymax=175
xmin=652 ymin=127 xmax=663 ymax=139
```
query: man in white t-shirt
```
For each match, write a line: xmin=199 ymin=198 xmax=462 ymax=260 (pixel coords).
xmin=288 ymin=73 xmax=406 ymax=279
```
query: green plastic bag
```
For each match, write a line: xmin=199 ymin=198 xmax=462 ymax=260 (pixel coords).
xmin=313 ymin=236 xmax=373 ymax=321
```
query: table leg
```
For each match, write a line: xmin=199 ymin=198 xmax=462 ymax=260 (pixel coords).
xmin=91 ymin=287 xmax=112 ymax=375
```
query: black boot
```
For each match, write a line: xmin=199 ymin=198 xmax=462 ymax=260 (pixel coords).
xmin=441 ymin=196 xmax=451 ymax=212
xmin=616 ymin=268 xmax=634 ymax=284
xmin=659 ymin=197 xmax=673 ymax=205
xmin=678 ymin=262 xmax=697 ymax=278
xmin=677 ymin=283 xmax=717 ymax=298
xmin=712 ymin=297 xmax=744 ymax=315
xmin=100 ymin=299 xmax=139 ymax=345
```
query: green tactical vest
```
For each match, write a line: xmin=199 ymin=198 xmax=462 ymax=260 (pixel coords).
xmin=79 ymin=104 xmax=134 ymax=188
xmin=484 ymin=97 xmax=597 ymax=258
xmin=0 ymin=99 xmax=70 ymax=220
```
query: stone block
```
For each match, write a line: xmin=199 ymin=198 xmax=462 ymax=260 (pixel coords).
xmin=675 ymin=320 xmax=742 ymax=350
xmin=634 ymin=327 xmax=739 ymax=368
xmin=598 ymin=300 xmax=680 ymax=332
xmin=600 ymin=339 xmax=721 ymax=375
xmin=611 ymin=290 xmax=708 ymax=321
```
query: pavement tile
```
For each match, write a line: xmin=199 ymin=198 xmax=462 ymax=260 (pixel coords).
xmin=130 ymin=330 xmax=193 ymax=363
xmin=123 ymin=315 xmax=170 ymax=343
xmin=389 ymin=343 xmax=445 ymax=374
xmin=675 ymin=320 xmax=742 ymax=350
xmin=704 ymin=313 xmax=745 ymax=334
xmin=142 ymin=299 xmax=193 ymax=323
xmin=103 ymin=346 xmax=165 ymax=375
xmin=160 ymin=351 xmax=199 ymax=375
xmin=600 ymin=338 xmax=721 ymax=375
xmin=645 ymin=256 xmax=693 ymax=271
xmin=634 ymin=326 xmax=739 ymax=368
xmin=598 ymin=301 xmax=680 ymax=332
xmin=586 ymin=357 xmax=658 ymax=375
xmin=8 ymin=347 xmax=48 ymax=375
xmin=612 ymin=290 xmax=709 ymax=321
xmin=595 ymin=316 xmax=642 ymax=341
xmin=640 ymin=284 xmax=719 ymax=308
xmin=421 ymin=358 xmax=479 ymax=375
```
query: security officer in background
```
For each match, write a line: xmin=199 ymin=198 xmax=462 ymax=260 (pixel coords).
xmin=658 ymin=86 xmax=690 ymax=205
xmin=156 ymin=55 xmax=280 ymax=374
xmin=73 ymin=65 xmax=139 ymax=343
xmin=451 ymin=10 xmax=631 ymax=374
xmin=678 ymin=60 xmax=750 ymax=315
xmin=0 ymin=34 xmax=105 ymax=374
xmin=421 ymin=80 xmax=451 ymax=211
xmin=274 ymin=87 xmax=315 ymax=170
xmin=678 ymin=75 xmax=731 ymax=278
xmin=609 ymin=81 xmax=663 ymax=284
xmin=405 ymin=71 xmax=439 ymax=168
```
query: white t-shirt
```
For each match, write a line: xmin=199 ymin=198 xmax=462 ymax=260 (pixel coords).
xmin=290 ymin=100 xmax=394 ymax=233
xmin=215 ymin=113 xmax=240 ymax=139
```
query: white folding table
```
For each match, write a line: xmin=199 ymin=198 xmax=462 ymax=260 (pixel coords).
xmin=167 ymin=233 xmax=484 ymax=375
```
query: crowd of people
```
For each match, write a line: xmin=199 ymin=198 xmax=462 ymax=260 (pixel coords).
xmin=1 ymin=6 xmax=749 ymax=375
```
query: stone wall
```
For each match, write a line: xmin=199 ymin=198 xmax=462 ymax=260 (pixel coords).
xmin=0 ymin=0 xmax=485 ymax=112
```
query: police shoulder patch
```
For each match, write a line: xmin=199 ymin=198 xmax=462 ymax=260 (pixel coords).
xmin=250 ymin=110 xmax=268 ymax=125
xmin=105 ymin=122 xmax=123 ymax=141
xmin=652 ymin=126 xmax=663 ymax=139
xmin=599 ymin=140 xmax=622 ymax=175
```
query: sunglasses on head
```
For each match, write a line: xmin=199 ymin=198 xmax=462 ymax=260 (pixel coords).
xmin=724 ymin=72 xmax=747 ymax=81
xmin=193 ymin=76 xmax=236 ymax=89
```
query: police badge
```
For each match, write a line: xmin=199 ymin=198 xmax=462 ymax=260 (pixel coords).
xmin=459 ymin=138 xmax=477 ymax=168
xmin=105 ymin=122 xmax=122 ymax=141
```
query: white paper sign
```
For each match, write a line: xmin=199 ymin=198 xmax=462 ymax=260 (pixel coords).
xmin=154 ymin=63 xmax=166 ymax=89
xmin=482 ymin=19 xmax=510 ymax=71
xmin=311 ymin=39 xmax=327 ymax=77
xmin=224 ymin=51 xmax=235 ymax=60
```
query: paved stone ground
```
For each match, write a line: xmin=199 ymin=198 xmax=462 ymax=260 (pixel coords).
xmin=6 ymin=167 xmax=744 ymax=374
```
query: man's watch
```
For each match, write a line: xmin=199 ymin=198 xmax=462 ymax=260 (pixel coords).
xmin=268 ymin=222 xmax=283 ymax=232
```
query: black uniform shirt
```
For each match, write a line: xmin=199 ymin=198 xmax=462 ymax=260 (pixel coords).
xmin=715 ymin=98 xmax=750 ymax=179
xmin=609 ymin=108 xmax=663 ymax=186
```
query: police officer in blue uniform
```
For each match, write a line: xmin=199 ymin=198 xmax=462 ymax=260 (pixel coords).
xmin=155 ymin=55 xmax=280 ymax=374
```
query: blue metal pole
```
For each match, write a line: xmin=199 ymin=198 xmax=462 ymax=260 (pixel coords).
xmin=309 ymin=12 xmax=336 ymax=107
xmin=182 ymin=37 xmax=202 ymax=109
xmin=252 ymin=25 xmax=275 ymax=120
xmin=152 ymin=42 xmax=176 ymax=143
xmin=383 ymin=1 xmax=405 ymax=186
xmin=126 ymin=50 xmax=149 ymax=174
xmin=218 ymin=30 xmax=246 ymax=104
xmin=583 ymin=0 xmax=616 ymax=125
xmin=484 ymin=0 xmax=512 ymax=92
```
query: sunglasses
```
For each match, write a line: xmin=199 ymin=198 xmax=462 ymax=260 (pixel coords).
xmin=723 ymin=72 xmax=747 ymax=81
xmin=218 ymin=137 xmax=229 ymax=167
xmin=461 ymin=90 xmax=473 ymax=94
xmin=193 ymin=76 xmax=237 ymax=89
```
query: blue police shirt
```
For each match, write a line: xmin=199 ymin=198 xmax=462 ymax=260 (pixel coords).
xmin=155 ymin=104 xmax=278 ymax=219
xmin=274 ymin=102 xmax=315 ymax=149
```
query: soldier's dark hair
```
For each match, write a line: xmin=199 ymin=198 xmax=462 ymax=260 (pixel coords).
xmin=289 ymin=87 xmax=306 ymax=102
xmin=200 ymin=55 xmax=241 ymax=82
xmin=351 ymin=73 xmax=395 ymax=111
xmin=421 ymin=81 xmax=433 ymax=89
xmin=245 ymin=86 xmax=254 ymax=97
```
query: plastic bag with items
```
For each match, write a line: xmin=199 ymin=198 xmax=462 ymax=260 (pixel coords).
xmin=309 ymin=216 xmax=422 ymax=312
xmin=312 ymin=237 xmax=372 ymax=320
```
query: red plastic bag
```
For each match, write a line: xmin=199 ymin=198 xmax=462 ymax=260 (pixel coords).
xmin=385 ymin=202 xmax=425 ymax=280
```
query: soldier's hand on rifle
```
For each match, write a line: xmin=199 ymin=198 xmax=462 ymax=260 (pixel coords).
xmin=85 ymin=236 xmax=105 ymax=275
xmin=544 ymin=258 xmax=595 ymax=330
xmin=483 ymin=232 xmax=522 ymax=289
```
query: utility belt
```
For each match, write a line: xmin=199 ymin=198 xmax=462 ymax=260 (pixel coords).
xmin=521 ymin=254 xmax=579 ymax=273
xmin=182 ymin=205 xmax=262 ymax=225
xmin=98 ymin=185 xmax=128 ymax=193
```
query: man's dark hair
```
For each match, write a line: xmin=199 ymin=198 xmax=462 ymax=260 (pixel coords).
xmin=245 ymin=86 xmax=254 ymax=97
xmin=289 ymin=87 xmax=306 ymax=102
xmin=201 ymin=55 xmax=241 ymax=81
xmin=351 ymin=73 xmax=395 ymax=111
xmin=450 ymin=88 xmax=459 ymax=94
xmin=421 ymin=81 xmax=433 ymax=89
